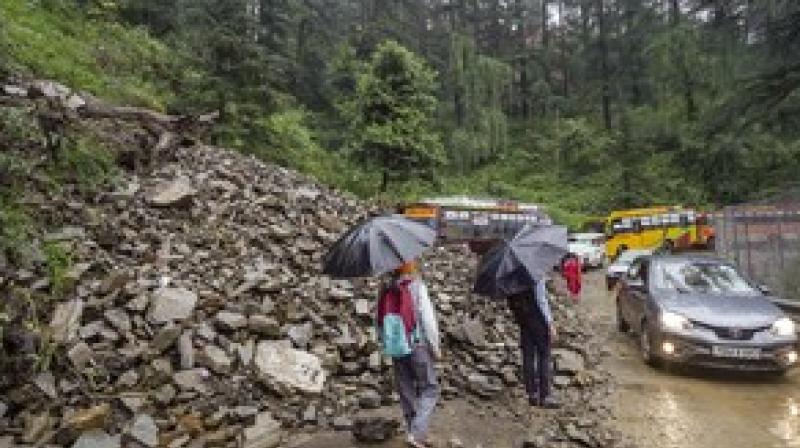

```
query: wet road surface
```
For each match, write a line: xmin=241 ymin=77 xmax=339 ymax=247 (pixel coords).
xmin=582 ymin=271 xmax=800 ymax=448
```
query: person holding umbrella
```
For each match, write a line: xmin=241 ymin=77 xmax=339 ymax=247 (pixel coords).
xmin=323 ymin=215 xmax=440 ymax=447
xmin=377 ymin=260 xmax=440 ymax=448
xmin=473 ymin=224 xmax=568 ymax=409
xmin=507 ymin=279 xmax=559 ymax=408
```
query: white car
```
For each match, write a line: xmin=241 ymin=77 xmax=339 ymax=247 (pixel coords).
xmin=568 ymin=233 xmax=606 ymax=269
xmin=606 ymin=248 xmax=653 ymax=290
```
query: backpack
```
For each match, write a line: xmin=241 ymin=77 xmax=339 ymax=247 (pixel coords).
xmin=376 ymin=279 xmax=418 ymax=357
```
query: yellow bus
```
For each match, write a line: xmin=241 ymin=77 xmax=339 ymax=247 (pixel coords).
xmin=605 ymin=206 xmax=709 ymax=260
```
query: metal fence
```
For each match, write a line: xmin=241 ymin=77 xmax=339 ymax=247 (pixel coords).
xmin=714 ymin=203 xmax=800 ymax=301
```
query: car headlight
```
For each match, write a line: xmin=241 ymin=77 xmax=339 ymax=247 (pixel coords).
xmin=661 ymin=311 xmax=691 ymax=331
xmin=771 ymin=318 xmax=796 ymax=337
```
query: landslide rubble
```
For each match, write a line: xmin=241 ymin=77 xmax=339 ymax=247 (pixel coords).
xmin=0 ymin=80 xmax=624 ymax=448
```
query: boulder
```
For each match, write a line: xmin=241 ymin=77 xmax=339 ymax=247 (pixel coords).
xmin=352 ymin=417 xmax=400 ymax=443
xmin=215 ymin=311 xmax=247 ymax=331
xmin=128 ymin=414 xmax=158 ymax=448
xmin=197 ymin=345 xmax=232 ymax=374
xmin=149 ymin=288 xmax=197 ymax=323
xmin=148 ymin=179 xmax=196 ymax=208
xmin=248 ymin=315 xmax=281 ymax=337
xmin=253 ymin=341 xmax=326 ymax=394
xmin=553 ymin=349 xmax=585 ymax=375
xmin=72 ymin=430 xmax=121 ymax=448
xmin=242 ymin=412 xmax=282 ymax=448
xmin=50 ymin=299 xmax=84 ymax=343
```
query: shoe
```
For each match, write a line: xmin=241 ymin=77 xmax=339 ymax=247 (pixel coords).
xmin=407 ymin=434 xmax=426 ymax=448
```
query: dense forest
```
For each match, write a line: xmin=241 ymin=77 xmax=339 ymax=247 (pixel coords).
xmin=2 ymin=0 xmax=800 ymax=225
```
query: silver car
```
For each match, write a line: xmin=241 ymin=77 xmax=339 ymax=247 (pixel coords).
xmin=616 ymin=255 xmax=799 ymax=372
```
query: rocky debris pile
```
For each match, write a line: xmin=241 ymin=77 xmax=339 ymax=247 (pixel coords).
xmin=0 ymin=138 xmax=619 ymax=447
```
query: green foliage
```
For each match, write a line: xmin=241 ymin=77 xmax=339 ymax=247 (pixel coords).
xmin=49 ymin=137 xmax=117 ymax=194
xmin=1 ymin=0 xmax=183 ymax=109
xmin=43 ymin=242 xmax=74 ymax=297
xmin=348 ymin=40 xmax=445 ymax=190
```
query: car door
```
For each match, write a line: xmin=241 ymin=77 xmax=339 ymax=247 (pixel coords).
xmin=623 ymin=258 xmax=648 ymax=330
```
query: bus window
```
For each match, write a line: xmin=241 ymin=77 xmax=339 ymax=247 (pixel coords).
xmin=651 ymin=215 xmax=662 ymax=227
xmin=632 ymin=219 xmax=643 ymax=232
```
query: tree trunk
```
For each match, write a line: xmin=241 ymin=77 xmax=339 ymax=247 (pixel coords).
xmin=598 ymin=0 xmax=612 ymax=129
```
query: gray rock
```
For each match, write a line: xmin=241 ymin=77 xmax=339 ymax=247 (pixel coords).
xmin=34 ymin=372 xmax=58 ymax=399
xmin=233 ymin=339 xmax=255 ymax=367
xmin=553 ymin=349 xmax=585 ymax=375
xmin=215 ymin=311 xmax=247 ymax=331
xmin=155 ymin=383 xmax=176 ymax=405
xmin=151 ymin=324 xmax=182 ymax=353
xmin=149 ymin=288 xmax=197 ymax=323
xmin=117 ymin=370 xmax=139 ymax=388
xmin=72 ymin=430 xmax=121 ymax=448
xmin=44 ymin=226 xmax=86 ymax=242
xmin=104 ymin=309 xmax=131 ymax=334
xmin=358 ymin=390 xmax=382 ymax=409
xmin=148 ymin=179 xmax=196 ymax=208
xmin=50 ymin=299 xmax=84 ymax=343
xmin=352 ymin=417 xmax=400 ymax=443
xmin=332 ymin=416 xmax=352 ymax=431
xmin=196 ymin=322 xmax=217 ymax=341
xmin=354 ymin=299 xmax=370 ymax=316
xmin=467 ymin=373 xmax=501 ymax=399
xmin=119 ymin=395 xmax=147 ymax=413
xmin=129 ymin=414 xmax=158 ymax=447
xmin=248 ymin=315 xmax=280 ymax=337
xmin=179 ymin=330 xmax=194 ymax=369
xmin=197 ymin=345 xmax=232 ymax=374
xmin=302 ymin=405 xmax=317 ymax=424
xmin=253 ymin=341 xmax=327 ymax=394
xmin=368 ymin=351 xmax=382 ymax=371
xmin=0 ymin=401 xmax=7 ymax=418
xmin=462 ymin=317 xmax=487 ymax=347
xmin=287 ymin=323 xmax=313 ymax=349
xmin=242 ymin=412 xmax=282 ymax=448
xmin=173 ymin=369 xmax=209 ymax=394
xmin=68 ymin=342 xmax=94 ymax=370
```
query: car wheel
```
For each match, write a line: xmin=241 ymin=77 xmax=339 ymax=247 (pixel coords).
xmin=639 ymin=320 xmax=660 ymax=367
xmin=616 ymin=300 xmax=629 ymax=333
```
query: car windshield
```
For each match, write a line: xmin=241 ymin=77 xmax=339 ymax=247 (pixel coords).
xmin=653 ymin=260 xmax=758 ymax=295
xmin=617 ymin=251 xmax=650 ymax=264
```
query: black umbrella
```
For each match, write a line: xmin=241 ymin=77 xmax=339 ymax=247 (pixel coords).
xmin=323 ymin=215 xmax=436 ymax=279
xmin=473 ymin=224 xmax=568 ymax=298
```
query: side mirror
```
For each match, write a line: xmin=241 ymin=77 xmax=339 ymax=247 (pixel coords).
xmin=758 ymin=284 xmax=772 ymax=295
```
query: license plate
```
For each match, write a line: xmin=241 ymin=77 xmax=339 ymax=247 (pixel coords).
xmin=712 ymin=346 xmax=761 ymax=359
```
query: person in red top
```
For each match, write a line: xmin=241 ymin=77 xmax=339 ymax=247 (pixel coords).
xmin=561 ymin=254 xmax=582 ymax=302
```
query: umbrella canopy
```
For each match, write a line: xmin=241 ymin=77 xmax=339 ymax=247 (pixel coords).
xmin=473 ymin=224 xmax=568 ymax=298
xmin=322 ymin=215 xmax=436 ymax=279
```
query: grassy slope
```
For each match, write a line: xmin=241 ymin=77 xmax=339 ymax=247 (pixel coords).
xmin=1 ymin=1 xmax=180 ymax=109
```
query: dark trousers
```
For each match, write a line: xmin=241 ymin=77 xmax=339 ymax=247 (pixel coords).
xmin=519 ymin=319 xmax=552 ymax=404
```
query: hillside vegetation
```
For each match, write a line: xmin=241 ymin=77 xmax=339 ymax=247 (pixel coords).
xmin=2 ymin=0 xmax=800 ymax=231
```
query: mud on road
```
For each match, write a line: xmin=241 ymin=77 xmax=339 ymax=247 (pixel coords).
xmin=582 ymin=271 xmax=800 ymax=448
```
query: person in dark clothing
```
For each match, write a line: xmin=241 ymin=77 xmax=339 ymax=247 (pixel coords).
xmin=508 ymin=279 xmax=559 ymax=408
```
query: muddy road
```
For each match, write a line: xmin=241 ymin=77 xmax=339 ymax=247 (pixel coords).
xmin=583 ymin=271 xmax=800 ymax=448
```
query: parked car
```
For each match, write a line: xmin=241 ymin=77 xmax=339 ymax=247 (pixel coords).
xmin=606 ymin=249 xmax=652 ymax=290
xmin=616 ymin=254 xmax=798 ymax=372
xmin=568 ymin=232 xmax=605 ymax=270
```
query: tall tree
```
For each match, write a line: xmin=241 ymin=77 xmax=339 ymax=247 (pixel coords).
xmin=347 ymin=40 xmax=445 ymax=191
